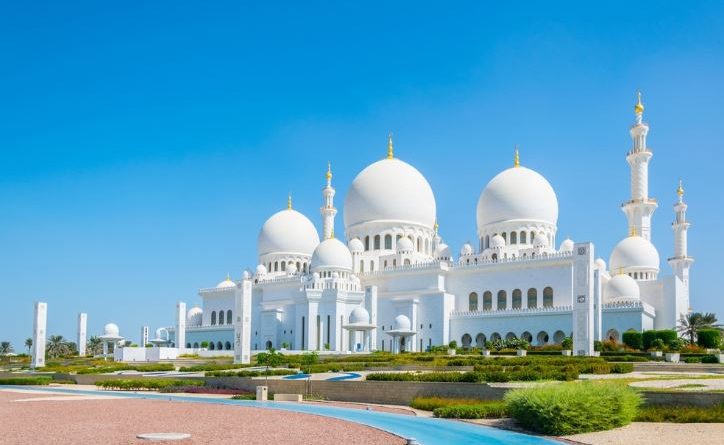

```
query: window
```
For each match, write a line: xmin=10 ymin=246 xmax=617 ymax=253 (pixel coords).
xmin=365 ymin=236 xmax=370 ymax=251
xmin=469 ymin=292 xmax=479 ymax=311
xmin=193 ymin=342 xmax=199 ymax=348
xmin=217 ymin=341 xmax=223 ymax=350
xmin=505 ymin=332 xmax=517 ymax=341
xmin=553 ymin=330 xmax=566 ymax=344
xmin=475 ymin=333 xmax=486 ymax=348
xmin=536 ymin=331 xmax=549 ymax=345
xmin=374 ymin=235 xmax=381 ymax=249
xmin=404 ymin=258 xmax=411 ymax=265
xmin=461 ymin=333 xmax=472 ymax=349
xmin=527 ymin=288 xmax=537 ymax=308
xmin=511 ymin=232 xmax=517 ymax=244
xmin=382 ymin=340 xmax=385 ymax=351
xmin=490 ymin=332 xmax=501 ymax=341
xmin=384 ymin=234 xmax=392 ymax=249
xmin=485 ymin=235 xmax=490 ymax=249
xmin=370 ymin=261 xmax=375 ymax=272
xmin=501 ymin=232 xmax=507 ymax=243
xmin=211 ymin=311 xmax=217 ymax=325
xmin=497 ymin=290 xmax=507 ymax=309
xmin=360 ymin=260 xmax=364 ymax=272
xmin=384 ymin=260 xmax=388 ymax=268
xmin=417 ymin=238 xmax=422 ymax=252
xmin=522 ymin=331 xmax=533 ymax=343
xmin=186 ymin=342 xmax=191 ymax=348
xmin=543 ymin=287 xmax=553 ymax=307
xmin=512 ymin=289 xmax=522 ymax=309
xmin=296 ymin=261 xmax=301 ymax=272
xmin=520 ymin=231 xmax=527 ymax=244
xmin=227 ymin=310 xmax=232 ymax=324
xmin=225 ymin=341 xmax=231 ymax=350
xmin=492 ymin=253 xmax=498 ymax=261
xmin=209 ymin=341 xmax=215 ymax=350
xmin=483 ymin=291 xmax=492 ymax=310
xmin=274 ymin=261 xmax=279 ymax=272
xmin=281 ymin=262 xmax=286 ymax=271
xmin=219 ymin=311 xmax=224 ymax=325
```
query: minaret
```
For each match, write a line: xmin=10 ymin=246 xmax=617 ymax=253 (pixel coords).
xmin=668 ymin=180 xmax=694 ymax=290
xmin=321 ymin=162 xmax=337 ymax=240
xmin=622 ymin=92 xmax=658 ymax=241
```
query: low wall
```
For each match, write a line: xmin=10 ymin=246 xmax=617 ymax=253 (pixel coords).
xmin=642 ymin=391 xmax=724 ymax=407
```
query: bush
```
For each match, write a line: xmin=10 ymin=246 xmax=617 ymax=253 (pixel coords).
xmin=650 ymin=339 xmax=665 ymax=351
xmin=701 ymin=355 xmax=719 ymax=364
xmin=504 ymin=382 xmax=641 ymax=435
xmin=635 ymin=404 xmax=724 ymax=423
xmin=697 ymin=330 xmax=721 ymax=349
xmin=433 ymin=401 xmax=508 ymax=419
xmin=0 ymin=377 xmax=52 ymax=385
xmin=206 ymin=369 xmax=296 ymax=377
xmin=622 ymin=331 xmax=643 ymax=350
xmin=95 ymin=378 xmax=203 ymax=391
xmin=610 ymin=363 xmax=634 ymax=373
xmin=179 ymin=363 xmax=251 ymax=372
xmin=642 ymin=330 xmax=658 ymax=350
xmin=656 ymin=330 xmax=678 ymax=346
xmin=561 ymin=337 xmax=573 ymax=350
xmin=668 ymin=338 xmax=684 ymax=351
xmin=230 ymin=393 xmax=257 ymax=400
xmin=410 ymin=396 xmax=490 ymax=411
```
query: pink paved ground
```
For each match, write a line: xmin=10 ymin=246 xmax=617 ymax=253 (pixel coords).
xmin=0 ymin=390 xmax=405 ymax=445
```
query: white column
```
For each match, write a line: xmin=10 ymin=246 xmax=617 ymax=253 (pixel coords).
xmin=572 ymin=243 xmax=595 ymax=355
xmin=321 ymin=164 xmax=337 ymax=240
xmin=77 ymin=313 xmax=87 ymax=357
xmin=233 ymin=280 xmax=253 ymax=364
xmin=176 ymin=302 xmax=186 ymax=349
xmin=31 ymin=302 xmax=47 ymax=368
xmin=366 ymin=286 xmax=378 ymax=351
xmin=141 ymin=326 xmax=149 ymax=348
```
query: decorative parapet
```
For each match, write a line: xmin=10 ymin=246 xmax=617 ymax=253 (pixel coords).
xmin=450 ymin=305 xmax=573 ymax=319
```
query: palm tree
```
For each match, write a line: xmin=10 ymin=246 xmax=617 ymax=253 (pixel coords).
xmin=678 ymin=312 xmax=722 ymax=344
xmin=24 ymin=338 xmax=32 ymax=354
xmin=0 ymin=341 xmax=13 ymax=355
xmin=46 ymin=335 xmax=71 ymax=358
xmin=86 ymin=336 xmax=103 ymax=356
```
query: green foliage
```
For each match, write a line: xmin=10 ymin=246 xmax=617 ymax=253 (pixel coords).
xmin=230 ymin=393 xmax=257 ymax=400
xmin=178 ymin=363 xmax=251 ymax=372
xmin=410 ymin=396 xmax=491 ymax=411
xmin=200 ymin=341 xmax=210 ymax=348
xmin=701 ymin=354 xmax=719 ymax=364
xmin=0 ymin=341 xmax=14 ymax=355
xmin=505 ymin=382 xmax=642 ymax=435
xmin=668 ymin=338 xmax=684 ymax=351
xmin=678 ymin=312 xmax=721 ymax=344
xmin=696 ymin=329 xmax=721 ymax=349
xmin=610 ymin=363 xmax=634 ymax=373
xmin=205 ymin=369 xmax=296 ymax=377
xmin=593 ymin=341 xmax=602 ymax=352
xmin=433 ymin=401 xmax=508 ymax=419
xmin=95 ymin=378 xmax=203 ymax=391
xmin=656 ymin=330 xmax=678 ymax=345
xmin=256 ymin=348 xmax=285 ymax=369
xmin=448 ymin=340 xmax=457 ymax=349
xmin=649 ymin=339 xmax=665 ymax=351
xmin=0 ymin=377 xmax=52 ymax=385
xmin=635 ymin=404 xmax=724 ymax=423
xmin=642 ymin=331 xmax=658 ymax=350
xmin=76 ymin=363 xmax=175 ymax=374
xmin=561 ymin=337 xmax=573 ymax=350
xmin=622 ymin=331 xmax=643 ymax=350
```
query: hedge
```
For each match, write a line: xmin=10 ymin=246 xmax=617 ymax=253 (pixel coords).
xmin=622 ymin=331 xmax=643 ymax=350
xmin=77 ymin=363 xmax=175 ymax=374
xmin=0 ymin=377 xmax=52 ymax=385
xmin=95 ymin=379 xmax=203 ymax=391
xmin=642 ymin=330 xmax=679 ymax=350
xmin=433 ymin=401 xmax=508 ymax=419
xmin=410 ymin=396 xmax=490 ymax=411
xmin=697 ymin=330 xmax=721 ymax=349
xmin=178 ymin=363 xmax=252 ymax=373
xmin=206 ymin=369 xmax=297 ymax=377
xmin=505 ymin=382 xmax=641 ymax=435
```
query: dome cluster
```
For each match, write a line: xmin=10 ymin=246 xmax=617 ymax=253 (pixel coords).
xmin=609 ymin=235 xmax=660 ymax=280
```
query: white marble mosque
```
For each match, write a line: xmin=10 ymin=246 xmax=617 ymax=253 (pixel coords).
xmin=146 ymin=94 xmax=695 ymax=362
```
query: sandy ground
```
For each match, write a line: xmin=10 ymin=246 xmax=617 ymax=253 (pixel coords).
xmin=563 ymin=422 xmax=724 ymax=445
xmin=0 ymin=389 xmax=405 ymax=445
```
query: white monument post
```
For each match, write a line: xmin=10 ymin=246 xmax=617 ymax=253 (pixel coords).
xmin=77 ymin=313 xmax=87 ymax=356
xmin=141 ymin=326 xmax=149 ymax=348
xmin=572 ymin=242 xmax=595 ymax=356
xmin=234 ymin=279 xmax=252 ymax=364
xmin=31 ymin=302 xmax=47 ymax=368
xmin=176 ymin=302 xmax=186 ymax=349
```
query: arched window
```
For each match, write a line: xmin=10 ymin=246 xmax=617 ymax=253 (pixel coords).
xmin=384 ymin=260 xmax=388 ymax=268
xmin=218 ymin=311 xmax=224 ymax=325
xmin=520 ymin=231 xmax=527 ymax=244
xmin=365 ymin=236 xmax=370 ymax=251
xmin=274 ymin=261 xmax=279 ymax=272
xmin=485 ymin=235 xmax=490 ymax=249
xmin=265 ymin=340 xmax=272 ymax=350
xmin=553 ymin=330 xmax=566 ymax=344
xmin=281 ymin=261 xmax=286 ymax=271
xmin=216 ymin=341 xmax=222 ymax=350
xmin=225 ymin=341 xmax=231 ymax=350
xmin=483 ymin=291 xmax=492 ymax=310
xmin=186 ymin=342 xmax=191 ymax=348
xmin=497 ymin=290 xmax=507 ymax=310
xmin=512 ymin=289 xmax=522 ymax=309
xmin=521 ymin=331 xmax=533 ymax=343
xmin=193 ymin=342 xmax=199 ymax=348
xmin=211 ymin=311 xmax=217 ymax=325
xmin=490 ymin=332 xmax=501 ymax=341
xmin=492 ymin=253 xmax=498 ymax=261
xmin=505 ymin=332 xmax=517 ymax=341
xmin=303 ymin=262 xmax=308 ymax=273
xmin=536 ymin=331 xmax=549 ymax=345
xmin=227 ymin=310 xmax=232 ymax=324
xmin=510 ymin=231 xmax=517 ymax=244
xmin=268 ymin=262 xmax=272 ymax=271
xmin=501 ymin=232 xmax=507 ymax=243
xmin=527 ymin=288 xmax=537 ymax=309
xmin=209 ymin=341 xmax=215 ymax=350
xmin=469 ymin=292 xmax=478 ymax=312
xmin=606 ymin=329 xmax=620 ymax=342
xmin=543 ymin=287 xmax=554 ymax=307
xmin=360 ymin=260 xmax=364 ymax=272
xmin=461 ymin=333 xmax=472 ymax=349
xmin=417 ymin=238 xmax=422 ymax=252
xmin=384 ymin=234 xmax=392 ymax=249
xmin=475 ymin=333 xmax=486 ymax=348
xmin=403 ymin=258 xmax=411 ymax=265
xmin=529 ymin=231 xmax=535 ymax=244
xmin=370 ymin=261 xmax=375 ymax=272
xmin=296 ymin=261 xmax=301 ymax=272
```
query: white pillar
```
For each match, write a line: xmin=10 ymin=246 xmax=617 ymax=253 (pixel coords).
xmin=77 ymin=313 xmax=87 ymax=357
xmin=31 ymin=302 xmax=47 ymax=368
xmin=366 ymin=286 xmax=378 ymax=351
xmin=141 ymin=326 xmax=149 ymax=348
xmin=176 ymin=302 xmax=186 ymax=349
xmin=572 ymin=242 xmax=595 ymax=355
xmin=233 ymin=280 xmax=253 ymax=364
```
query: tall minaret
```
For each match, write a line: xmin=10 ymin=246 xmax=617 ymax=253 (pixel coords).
xmin=622 ymin=92 xmax=658 ymax=241
xmin=668 ymin=180 xmax=694 ymax=290
xmin=321 ymin=162 xmax=336 ymax=240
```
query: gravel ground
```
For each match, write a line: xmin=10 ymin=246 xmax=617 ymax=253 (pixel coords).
xmin=563 ymin=422 xmax=724 ymax=445
xmin=0 ymin=390 xmax=405 ymax=445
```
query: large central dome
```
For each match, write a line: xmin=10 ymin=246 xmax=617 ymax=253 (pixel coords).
xmin=257 ymin=208 xmax=320 ymax=258
xmin=344 ymin=158 xmax=436 ymax=231
xmin=477 ymin=166 xmax=558 ymax=229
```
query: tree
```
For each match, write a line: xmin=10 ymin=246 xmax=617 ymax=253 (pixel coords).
xmin=0 ymin=341 xmax=13 ymax=355
xmin=256 ymin=347 xmax=285 ymax=385
xmin=24 ymin=338 xmax=32 ymax=354
xmin=86 ymin=336 xmax=103 ymax=356
xmin=300 ymin=351 xmax=319 ymax=396
xmin=677 ymin=312 xmax=722 ymax=344
xmin=46 ymin=335 xmax=71 ymax=358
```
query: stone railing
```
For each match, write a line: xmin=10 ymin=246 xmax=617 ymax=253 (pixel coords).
xmin=451 ymin=305 xmax=572 ymax=318
xmin=452 ymin=250 xmax=574 ymax=270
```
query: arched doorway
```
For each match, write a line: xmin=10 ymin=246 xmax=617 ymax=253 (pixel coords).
xmin=461 ymin=333 xmax=472 ymax=349
xmin=536 ymin=331 xmax=549 ymax=345
xmin=475 ymin=333 xmax=486 ymax=348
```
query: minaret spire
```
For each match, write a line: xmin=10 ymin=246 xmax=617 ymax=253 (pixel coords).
xmin=622 ymin=91 xmax=657 ymax=241
xmin=514 ymin=145 xmax=520 ymax=167
xmin=321 ymin=162 xmax=337 ymax=240
xmin=387 ymin=133 xmax=394 ymax=159
xmin=669 ymin=178 xmax=693 ymax=318
xmin=287 ymin=193 xmax=292 ymax=210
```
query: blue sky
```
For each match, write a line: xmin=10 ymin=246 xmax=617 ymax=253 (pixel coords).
xmin=1 ymin=2 xmax=723 ymax=350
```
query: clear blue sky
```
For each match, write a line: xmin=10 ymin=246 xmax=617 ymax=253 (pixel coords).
xmin=1 ymin=2 xmax=723 ymax=350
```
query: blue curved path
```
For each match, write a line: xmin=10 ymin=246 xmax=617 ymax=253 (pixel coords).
xmin=1 ymin=386 xmax=560 ymax=445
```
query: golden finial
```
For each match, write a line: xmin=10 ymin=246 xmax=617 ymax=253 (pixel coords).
xmin=630 ymin=225 xmax=637 ymax=237
xmin=287 ymin=194 xmax=292 ymax=210
xmin=634 ymin=91 xmax=644 ymax=114
xmin=618 ymin=266 xmax=624 ymax=275
xmin=326 ymin=161 xmax=332 ymax=182
xmin=387 ymin=132 xmax=394 ymax=159
xmin=434 ymin=220 xmax=439 ymax=233
xmin=226 ymin=273 xmax=231 ymax=282
xmin=676 ymin=179 xmax=684 ymax=197
xmin=514 ymin=145 xmax=520 ymax=167
xmin=330 ymin=228 xmax=335 ymax=239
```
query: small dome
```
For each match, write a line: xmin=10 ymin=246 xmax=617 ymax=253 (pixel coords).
xmin=257 ymin=208 xmax=320 ymax=258
xmin=609 ymin=235 xmax=660 ymax=273
xmin=396 ymin=237 xmax=414 ymax=253
xmin=186 ymin=307 xmax=203 ymax=327
xmin=605 ymin=274 xmax=641 ymax=301
xmin=393 ymin=314 xmax=411 ymax=331
xmin=154 ymin=327 xmax=167 ymax=340
xmin=490 ymin=234 xmax=506 ymax=249
xmin=460 ymin=243 xmax=473 ymax=256
xmin=533 ymin=233 xmax=549 ymax=248
xmin=104 ymin=323 xmax=119 ymax=337
xmin=287 ymin=263 xmax=298 ymax=274
xmin=559 ymin=238 xmax=574 ymax=253
xmin=595 ymin=258 xmax=607 ymax=271
xmin=349 ymin=306 xmax=370 ymax=324
xmin=312 ymin=272 xmax=320 ymax=281
xmin=435 ymin=243 xmax=451 ymax=259
xmin=311 ymin=238 xmax=353 ymax=271
xmin=217 ymin=276 xmax=236 ymax=289
xmin=256 ymin=264 xmax=267 ymax=275
xmin=348 ymin=238 xmax=364 ymax=254
xmin=242 ymin=270 xmax=251 ymax=280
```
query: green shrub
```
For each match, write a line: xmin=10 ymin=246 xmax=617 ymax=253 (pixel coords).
xmin=77 ymin=363 xmax=175 ymax=374
xmin=622 ymin=331 xmax=643 ymax=350
xmin=610 ymin=363 xmax=634 ymax=373
xmin=602 ymin=355 xmax=649 ymax=362
xmin=561 ymin=337 xmax=573 ymax=350
xmin=656 ymin=330 xmax=678 ymax=346
xmin=0 ymin=377 xmax=52 ymax=385
xmin=701 ymin=355 xmax=719 ymax=364
xmin=635 ymin=404 xmax=724 ymax=423
xmin=505 ymin=382 xmax=641 ymax=435
xmin=206 ymin=369 xmax=296 ymax=377
xmin=684 ymin=357 xmax=702 ymax=363
xmin=230 ymin=393 xmax=256 ymax=400
xmin=697 ymin=330 xmax=721 ymax=349
xmin=410 ymin=396 xmax=490 ymax=411
xmin=95 ymin=378 xmax=203 ymax=391
xmin=433 ymin=401 xmax=508 ymax=419
xmin=642 ymin=330 xmax=659 ymax=350
xmin=179 ymin=363 xmax=251 ymax=372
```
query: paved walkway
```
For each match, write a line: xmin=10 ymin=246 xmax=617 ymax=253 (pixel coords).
xmin=563 ymin=422 xmax=724 ymax=445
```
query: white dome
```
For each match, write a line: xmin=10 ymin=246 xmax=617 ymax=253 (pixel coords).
xmin=393 ymin=314 xmax=411 ymax=331
xmin=242 ymin=270 xmax=251 ymax=280
xmin=477 ymin=166 xmax=558 ymax=229
xmin=344 ymin=158 xmax=436 ymax=231
xmin=311 ymin=238 xmax=353 ymax=271
xmin=559 ymin=238 xmax=574 ymax=253
xmin=435 ymin=243 xmax=451 ymax=259
xmin=257 ymin=208 xmax=320 ymax=258
xmin=104 ymin=323 xmax=119 ymax=337
xmin=490 ymin=234 xmax=506 ymax=249
xmin=533 ymin=233 xmax=549 ymax=248
xmin=349 ymin=306 xmax=370 ymax=324
xmin=460 ymin=243 xmax=473 ymax=256
xmin=595 ymin=258 xmax=607 ymax=271
xmin=348 ymin=238 xmax=364 ymax=254
xmin=255 ymin=264 xmax=267 ymax=275
xmin=605 ymin=274 xmax=641 ymax=300
xmin=609 ymin=235 xmax=660 ymax=273
xmin=216 ymin=276 xmax=236 ymax=289
xmin=186 ymin=307 xmax=203 ymax=327
xmin=396 ymin=237 xmax=414 ymax=253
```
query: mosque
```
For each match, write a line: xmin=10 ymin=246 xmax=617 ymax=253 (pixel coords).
xmin=167 ymin=94 xmax=693 ymax=361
